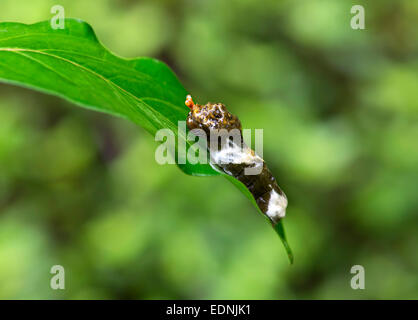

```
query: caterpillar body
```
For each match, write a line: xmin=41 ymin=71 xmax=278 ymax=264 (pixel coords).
xmin=185 ymin=95 xmax=288 ymax=224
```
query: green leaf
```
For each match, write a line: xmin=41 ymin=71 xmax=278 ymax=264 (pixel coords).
xmin=0 ymin=19 xmax=292 ymax=262
xmin=0 ymin=19 xmax=215 ymax=176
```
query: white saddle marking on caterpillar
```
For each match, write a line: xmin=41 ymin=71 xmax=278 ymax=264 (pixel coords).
xmin=266 ymin=190 xmax=287 ymax=222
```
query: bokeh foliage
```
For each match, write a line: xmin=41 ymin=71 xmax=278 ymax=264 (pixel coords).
xmin=0 ymin=0 xmax=417 ymax=299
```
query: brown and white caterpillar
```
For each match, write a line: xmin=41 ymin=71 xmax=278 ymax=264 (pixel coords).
xmin=185 ymin=95 xmax=288 ymax=224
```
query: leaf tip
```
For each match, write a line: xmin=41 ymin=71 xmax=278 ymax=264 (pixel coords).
xmin=273 ymin=219 xmax=294 ymax=265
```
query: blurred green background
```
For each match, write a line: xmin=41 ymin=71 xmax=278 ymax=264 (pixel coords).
xmin=0 ymin=0 xmax=417 ymax=299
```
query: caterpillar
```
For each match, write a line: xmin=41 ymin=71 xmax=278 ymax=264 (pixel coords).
xmin=185 ymin=95 xmax=288 ymax=224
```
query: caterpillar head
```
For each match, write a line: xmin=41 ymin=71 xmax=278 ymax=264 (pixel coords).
xmin=185 ymin=95 xmax=242 ymax=134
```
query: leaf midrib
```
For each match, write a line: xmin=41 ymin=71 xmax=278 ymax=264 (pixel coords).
xmin=0 ymin=32 xmax=95 ymax=44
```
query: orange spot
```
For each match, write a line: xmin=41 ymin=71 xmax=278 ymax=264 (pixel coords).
xmin=185 ymin=95 xmax=195 ymax=110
